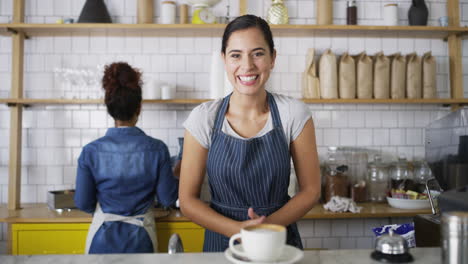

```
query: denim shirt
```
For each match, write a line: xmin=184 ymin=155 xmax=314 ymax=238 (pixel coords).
xmin=75 ymin=127 xmax=178 ymax=216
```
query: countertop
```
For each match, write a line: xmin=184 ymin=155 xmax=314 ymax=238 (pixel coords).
xmin=0 ymin=248 xmax=442 ymax=264
xmin=0 ymin=203 xmax=431 ymax=223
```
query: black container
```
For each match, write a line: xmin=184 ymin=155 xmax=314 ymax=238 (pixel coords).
xmin=408 ymin=0 xmax=428 ymax=26
xmin=78 ymin=0 xmax=112 ymax=23
xmin=346 ymin=1 xmax=357 ymax=25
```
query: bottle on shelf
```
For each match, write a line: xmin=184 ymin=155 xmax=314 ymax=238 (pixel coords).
xmin=346 ymin=1 xmax=357 ymax=25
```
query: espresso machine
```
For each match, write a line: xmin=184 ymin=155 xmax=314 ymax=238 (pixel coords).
xmin=414 ymin=108 xmax=468 ymax=247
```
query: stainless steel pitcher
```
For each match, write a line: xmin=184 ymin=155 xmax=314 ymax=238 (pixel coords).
xmin=442 ymin=211 xmax=468 ymax=264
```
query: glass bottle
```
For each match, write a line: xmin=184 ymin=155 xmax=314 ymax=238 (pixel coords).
xmin=324 ymin=147 xmax=349 ymax=202
xmin=346 ymin=1 xmax=357 ymax=25
xmin=367 ymin=155 xmax=389 ymax=202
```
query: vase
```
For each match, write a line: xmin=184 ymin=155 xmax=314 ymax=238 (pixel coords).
xmin=78 ymin=0 xmax=112 ymax=23
xmin=266 ymin=0 xmax=289 ymax=25
xmin=408 ymin=0 xmax=428 ymax=26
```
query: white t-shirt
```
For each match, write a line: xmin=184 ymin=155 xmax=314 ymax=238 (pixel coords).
xmin=183 ymin=93 xmax=311 ymax=149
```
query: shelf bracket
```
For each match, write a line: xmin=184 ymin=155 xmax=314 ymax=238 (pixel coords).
xmin=6 ymin=102 xmax=30 ymax=108
xmin=6 ymin=27 xmax=18 ymax=35
xmin=6 ymin=28 xmax=30 ymax=39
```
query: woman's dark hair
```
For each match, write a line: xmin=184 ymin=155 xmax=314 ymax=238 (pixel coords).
xmin=221 ymin=14 xmax=274 ymax=55
xmin=102 ymin=62 xmax=142 ymax=121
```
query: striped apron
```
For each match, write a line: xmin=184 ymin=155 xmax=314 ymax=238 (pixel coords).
xmin=203 ymin=92 xmax=303 ymax=252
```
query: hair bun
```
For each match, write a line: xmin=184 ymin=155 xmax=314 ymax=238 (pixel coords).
xmin=103 ymin=62 xmax=141 ymax=95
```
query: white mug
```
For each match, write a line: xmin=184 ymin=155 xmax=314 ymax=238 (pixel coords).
xmin=229 ymin=224 xmax=286 ymax=262
xmin=161 ymin=84 xmax=175 ymax=100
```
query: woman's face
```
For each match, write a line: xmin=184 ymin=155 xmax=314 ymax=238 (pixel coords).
xmin=223 ymin=27 xmax=276 ymax=96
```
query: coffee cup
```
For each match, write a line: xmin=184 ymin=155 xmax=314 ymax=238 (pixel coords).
xmin=228 ymin=224 xmax=286 ymax=262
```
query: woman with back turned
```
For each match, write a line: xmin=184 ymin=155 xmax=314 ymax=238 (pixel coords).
xmin=74 ymin=62 xmax=178 ymax=254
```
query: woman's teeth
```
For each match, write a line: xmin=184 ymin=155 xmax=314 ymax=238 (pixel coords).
xmin=239 ymin=75 xmax=257 ymax=82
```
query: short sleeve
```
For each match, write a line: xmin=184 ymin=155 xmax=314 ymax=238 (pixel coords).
xmin=182 ymin=100 xmax=221 ymax=149
xmin=290 ymin=100 xmax=312 ymax=142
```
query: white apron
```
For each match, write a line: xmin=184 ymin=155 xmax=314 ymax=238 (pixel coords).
xmin=85 ymin=203 xmax=158 ymax=254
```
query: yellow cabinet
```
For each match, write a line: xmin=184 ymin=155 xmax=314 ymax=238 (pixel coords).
xmin=11 ymin=222 xmax=205 ymax=255
xmin=156 ymin=222 xmax=205 ymax=253
xmin=11 ymin=223 xmax=90 ymax=255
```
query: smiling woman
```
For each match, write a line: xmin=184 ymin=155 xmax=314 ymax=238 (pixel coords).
xmin=179 ymin=15 xmax=321 ymax=253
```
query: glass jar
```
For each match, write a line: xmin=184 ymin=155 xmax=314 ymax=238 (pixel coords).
xmin=413 ymin=160 xmax=433 ymax=193
xmin=367 ymin=155 xmax=389 ymax=202
xmin=390 ymin=156 xmax=415 ymax=191
xmin=324 ymin=147 xmax=349 ymax=202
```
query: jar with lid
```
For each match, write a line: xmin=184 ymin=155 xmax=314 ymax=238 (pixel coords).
xmin=413 ymin=160 xmax=433 ymax=193
xmin=367 ymin=155 xmax=389 ymax=202
xmin=390 ymin=156 xmax=415 ymax=191
xmin=324 ymin=147 xmax=349 ymax=202
xmin=161 ymin=1 xmax=176 ymax=24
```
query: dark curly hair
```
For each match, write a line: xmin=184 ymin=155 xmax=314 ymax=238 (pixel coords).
xmin=102 ymin=62 xmax=142 ymax=121
xmin=221 ymin=14 xmax=274 ymax=55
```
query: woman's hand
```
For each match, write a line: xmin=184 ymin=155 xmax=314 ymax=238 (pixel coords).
xmin=239 ymin=207 xmax=266 ymax=229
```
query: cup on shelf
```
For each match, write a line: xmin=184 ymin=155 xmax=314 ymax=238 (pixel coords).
xmin=161 ymin=83 xmax=175 ymax=100
xmin=439 ymin=16 xmax=449 ymax=27
xmin=143 ymin=79 xmax=161 ymax=100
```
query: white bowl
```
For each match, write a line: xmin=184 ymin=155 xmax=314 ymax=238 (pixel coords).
xmin=386 ymin=197 xmax=431 ymax=210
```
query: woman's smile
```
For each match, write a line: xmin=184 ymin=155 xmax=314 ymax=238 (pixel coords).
xmin=238 ymin=74 xmax=259 ymax=86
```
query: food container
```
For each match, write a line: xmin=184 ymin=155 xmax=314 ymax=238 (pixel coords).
xmin=47 ymin=189 xmax=76 ymax=210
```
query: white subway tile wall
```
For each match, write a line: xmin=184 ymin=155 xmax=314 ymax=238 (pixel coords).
xmin=0 ymin=0 xmax=467 ymax=252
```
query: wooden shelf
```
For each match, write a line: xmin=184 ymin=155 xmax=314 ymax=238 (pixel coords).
xmin=1 ymin=23 xmax=467 ymax=38
xmin=2 ymin=98 xmax=467 ymax=105
xmin=301 ymin=98 xmax=468 ymax=104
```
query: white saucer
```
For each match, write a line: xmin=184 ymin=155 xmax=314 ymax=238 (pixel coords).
xmin=224 ymin=244 xmax=304 ymax=264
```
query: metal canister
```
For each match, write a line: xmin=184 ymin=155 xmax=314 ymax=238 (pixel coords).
xmin=441 ymin=211 xmax=468 ymax=264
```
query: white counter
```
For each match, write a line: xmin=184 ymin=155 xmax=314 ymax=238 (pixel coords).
xmin=0 ymin=248 xmax=441 ymax=264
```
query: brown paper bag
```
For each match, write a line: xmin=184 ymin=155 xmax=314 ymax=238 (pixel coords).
xmin=339 ymin=53 xmax=356 ymax=99
xmin=356 ymin=52 xmax=373 ymax=99
xmin=374 ymin=52 xmax=390 ymax=99
xmin=391 ymin=53 xmax=406 ymax=99
xmin=319 ymin=49 xmax=338 ymax=99
xmin=406 ymin=53 xmax=422 ymax=99
xmin=422 ymin=52 xmax=437 ymax=98
xmin=302 ymin=48 xmax=320 ymax=99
